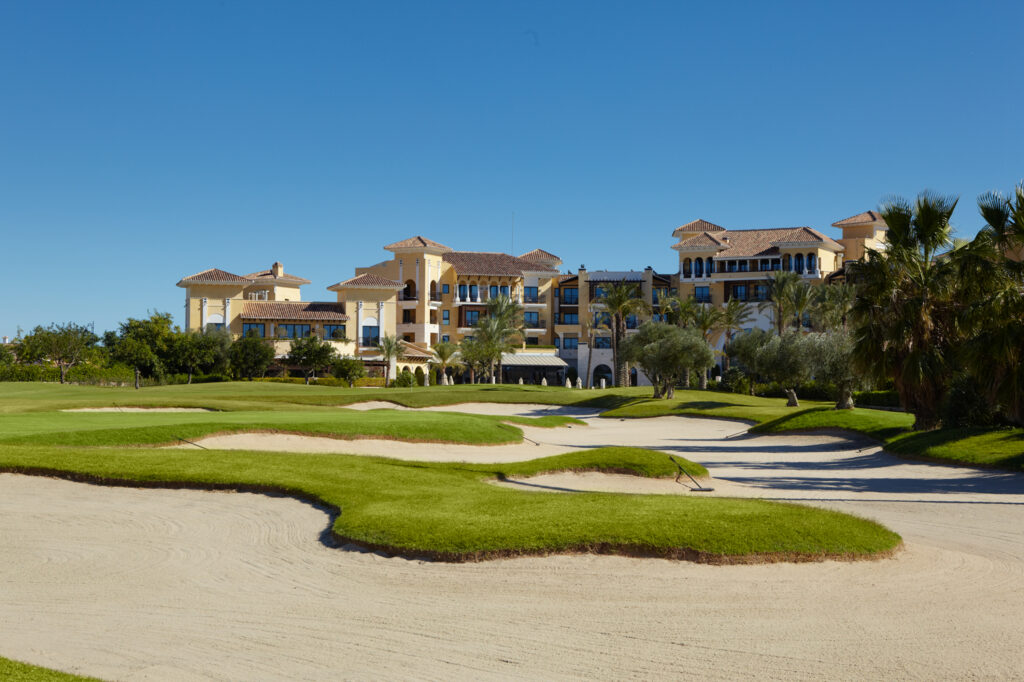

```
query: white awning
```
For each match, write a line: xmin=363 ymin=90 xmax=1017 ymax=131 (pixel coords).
xmin=499 ymin=353 xmax=568 ymax=367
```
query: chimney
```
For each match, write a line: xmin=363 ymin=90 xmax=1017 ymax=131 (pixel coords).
xmin=2 ymin=336 xmax=7 ymax=344
xmin=579 ymin=264 xmax=586 ymax=272
xmin=272 ymin=261 xmax=284 ymax=278
xmin=645 ymin=265 xmax=653 ymax=271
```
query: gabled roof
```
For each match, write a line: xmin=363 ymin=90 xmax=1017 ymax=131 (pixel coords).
xmin=518 ymin=248 xmax=562 ymax=267
xmin=244 ymin=268 xmax=311 ymax=286
xmin=399 ymin=340 xmax=433 ymax=360
xmin=327 ymin=273 xmax=404 ymax=291
xmin=832 ymin=210 xmax=887 ymax=228
xmin=673 ymin=227 xmax=843 ymax=258
xmin=672 ymin=219 xmax=727 ymax=238
xmin=384 ymin=236 xmax=453 ymax=252
xmin=586 ymin=270 xmax=646 ymax=282
xmin=442 ymin=251 xmax=553 ymax=277
xmin=240 ymin=301 xmax=349 ymax=321
xmin=176 ymin=268 xmax=252 ymax=287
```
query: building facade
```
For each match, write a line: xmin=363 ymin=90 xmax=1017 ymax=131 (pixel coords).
xmin=176 ymin=211 xmax=886 ymax=384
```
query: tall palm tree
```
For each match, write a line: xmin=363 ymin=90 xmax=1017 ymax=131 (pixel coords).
xmin=479 ymin=294 xmax=523 ymax=382
xmin=789 ymin=282 xmax=816 ymax=332
xmin=719 ymin=298 xmax=754 ymax=372
xmin=377 ymin=334 xmax=405 ymax=387
xmin=662 ymin=294 xmax=698 ymax=328
xmin=812 ymin=282 xmax=856 ymax=332
xmin=430 ymin=340 xmax=461 ymax=385
xmin=759 ymin=271 xmax=800 ymax=333
xmin=850 ymin=191 xmax=959 ymax=430
xmin=691 ymin=304 xmax=724 ymax=388
xmin=593 ymin=282 xmax=650 ymax=387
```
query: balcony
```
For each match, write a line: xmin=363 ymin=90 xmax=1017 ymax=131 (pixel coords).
xmin=524 ymin=319 xmax=547 ymax=331
xmin=358 ymin=337 xmax=380 ymax=348
xmin=523 ymin=293 xmax=547 ymax=305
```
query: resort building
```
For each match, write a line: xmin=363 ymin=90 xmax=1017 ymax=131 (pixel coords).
xmin=175 ymin=210 xmax=887 ymax=384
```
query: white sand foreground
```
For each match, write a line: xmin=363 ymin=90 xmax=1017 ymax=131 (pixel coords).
xmin=3 ymin=403 xmax=1024 ymax=680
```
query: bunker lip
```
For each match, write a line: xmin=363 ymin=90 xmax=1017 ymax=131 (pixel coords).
xmin=0 ymin=467 xmax=900 ymax=565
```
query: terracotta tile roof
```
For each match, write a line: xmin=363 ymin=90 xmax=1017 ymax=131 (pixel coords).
xmin=244 ymin=268 xmax=311 ymax=285
xmin=442 ymin=251 xmax=549 ymax=277
xmin=399 ymin=341 xmax=433 ymax=359
xmin=832 ymin=210 xmax=887 ymax=227
xmin=518 ymin=248 xmax=562 ymax=266
xmin=558 ymin=274 xmax=578 ymax=284
xmin=674 ymin=227 xmax=843 ymax=258
xmin=177 ymin=268 xmax=252 ymax=286
xmin=672 ymin=219 xmax=727 ymax=238
xmin=327 ymin=273 xmax=403 ymax=290
xmin=384 ymin=235 xmax=453 ymax=251
xmin=240 ymin=301 xmax=349 ymax=321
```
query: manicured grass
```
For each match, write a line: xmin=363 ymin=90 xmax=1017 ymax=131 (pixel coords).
xmin=0 ymin=657 xmax=100 ymax=681
xmin=0 ymin=409 xmax=580 ymax=448
xmin=0 ymin=444 xmax=898 ymax=561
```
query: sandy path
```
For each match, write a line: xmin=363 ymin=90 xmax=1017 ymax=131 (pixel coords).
xmin=3 ymin=405 xmax=1024 ymax=679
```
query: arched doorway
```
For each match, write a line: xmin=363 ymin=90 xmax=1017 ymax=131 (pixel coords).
xmin=593 ymin=364 xmax=613 ymax=387
xmin=630 ymin=367 xmax=638 ymax=387
xmin=404 ymin=280 xmax=417 ymax=300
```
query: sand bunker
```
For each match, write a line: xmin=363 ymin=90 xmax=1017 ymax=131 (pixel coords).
xmin=63 ymin=407 xmax=213 ymax=413
xmin=6 ymin=403 xmax=1024 ymax=678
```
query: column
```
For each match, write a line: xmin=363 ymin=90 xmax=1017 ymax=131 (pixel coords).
xmin=201 ymin=298 xmax=208 ymax=328
xmin=184 ymin=291 xmax=191 ymax=329
xmin=224 ymin=298 xmax=231 ymax=331
xmin=356 ymin=301 xmax=363 ymax=345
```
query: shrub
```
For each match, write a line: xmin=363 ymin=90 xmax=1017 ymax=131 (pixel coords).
xmin=719 ymin=367 xmax=750 ymax=395
xmin=942 ymin=375 xmax=998 ymax=428
xmin=393 ymin=369 xmax=417 ymax=388
xmin=853 ymin=390 xmax=900 ymax=408
xmin=354 ymin=376 xmax=385 ymax=388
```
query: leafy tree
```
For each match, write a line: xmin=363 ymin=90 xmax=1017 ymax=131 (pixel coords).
xmin=690 ymin=304 xmax=724 ymax=388
xmin=287 ymin=334 xmax=338 ymax=384
xmin=593 ymin=282 xmax=650 ymax=387
xmin=756 ymin=332 xmax=814 ymax=406
xmin=789 ymin=282 xmax=815 ymax=331
xmin=759 ymin=271 xmax=800 ymax=333
xmin=377 ymin=334 xmax=404 ymax=387
xmin=0 ymin=343 xmax=13 ymax=365
xmin=812 ymin=283 xmax=856 ymax=332
xmin=850 ymin=192 xmax=959 ymax=429
xmin=109 ymin=312 xmax=175 ymax=384
xmin=458 ymin=337 xmax=492 ymax=384
xmin=16 ymin=322 xmax=98 ymax=383
xmin=807 ymin=330 xmax=863 ymax=409
xmin=115 ymin=337 xmax=158 ymax=389
xmin=622 ymin=322 xmax=713 ymax=399
xmin=331 ymin=356 xmax=366 ymax=387
xmin=724 ymin=328 xmax=772 ymax=395
xmin=230 ymin=332 xmax=276 ymax=380
xmin=170 ymin=330 xmax=217 ymax=384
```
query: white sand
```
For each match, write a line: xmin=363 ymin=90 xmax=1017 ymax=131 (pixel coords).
xmin=4 ymin=404 xmax=1024 ymax=679
xmin=62 ymin=407 xmax=213 ymax=412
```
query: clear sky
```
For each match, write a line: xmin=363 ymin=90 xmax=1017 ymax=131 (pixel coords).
xmin=1 ymin=0 xmax=1021 ymax=337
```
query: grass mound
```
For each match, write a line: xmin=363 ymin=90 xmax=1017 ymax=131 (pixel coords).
xmin=0 ymin=656 xmax=100 ymax=681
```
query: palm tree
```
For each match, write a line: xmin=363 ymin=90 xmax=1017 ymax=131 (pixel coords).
xmin=483 ymin=295 xmax=525 ymax=381
xmin=789 ymin=282 xmax=816 ymax=332
xmin=811 ymin=282 xmax=856 ymax=332
xmin=430 ymin=340 xmax=461 ymax=385
xmin=377 ymin=334 xmax=404 ymax=387
xmin=593 ymin=282 xmax=650 ymax=387
xmin=474 ymin=314 xmax=518 ymax=382
xmin=850 ymin=191 xmax=959 ymax=430
xmin=691 ymin=304 xmax=724 ymax=388
xmin=719 ymin=298 xmax=754 ymax=372
xmin=662 ymin=294 xmax=698 ymax=328
xmin=760 ymin=271 xmax=800 ymax=333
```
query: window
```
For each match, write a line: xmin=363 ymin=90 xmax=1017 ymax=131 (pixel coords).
xmin=324 ymin=324 xmax=346 ymax=340
xmin=458 ymin=284 xmax=468 ymax=300
xmin=695 ymin=286 xmax=711 ymax=303
xmin=442 ymin=310 xmax=450 ymax=325
xmin=594 ymin=312 xmax=611 ymax=328
xmin=490 ymin=285 xmax=499 ymax=299
xmin=554 ymin=337 xmax=560 ymax=348
xmin=594 ymin=336 xmax=611 ymax=349
xmin=524 ymin=311 xmax=539 ymax=327
xmin=469 ymin=284 xmax=479 ymax=301
xmin=524 ymin=286 xmax=538 ymax=303
xmin=463 ymin=335 xmax=475 ymax=342
xmin=562 ymin=337 xmax=579 ymax=350
xmin=500 ymin=285 xmax=509 ymax=297
xmin=738 ymin=260 xmax=749 ymax=272
xmin=755 ymin=285 xmax=768 ymax=301
xmin=525 ymin=337 xmax=538 ymax=346
xmin=733 ymin=285 xmax=748 ymax=302
xmin=625 ymin=314 xmax=639 ymax=329
xmin=442 ymin=284 xmax=450 ymax=295
xmin=561 ymin=312 xmax=579 ymax=325
xmin=361 ymin=325 xmax=380 ymax=346
xmin=402 ymin=309 xmax=416 ymax=323
xmin=276 ymin=324 xmax=311 ymax=339
xmin=593 ymin=286 xmax=606 ymax=299
xmin=807 ymin=254 xmax=817 ymax=272
xmin=694 ymin=259 xmax=704 ymax=277
xmin=242 ymin=323 xmax=264 ymax=338
xmin=206 ymin=323 xmax=225 ymax=331
xmin=465 ymin=310 xmax=480 ymax=326
xmin=562 ymin=288 xmax=578 ymax=304
xmin=441 ymin=335 xmax=450 ymax=343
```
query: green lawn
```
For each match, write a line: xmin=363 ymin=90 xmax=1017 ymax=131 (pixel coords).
xmin=0 ymin=382 xmax=902 ymax=562
xmin=0 ymin=657 xmax=100 ymax=682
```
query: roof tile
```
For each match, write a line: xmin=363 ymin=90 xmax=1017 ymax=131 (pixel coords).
xmin=384 ymin=236 xmax=453 ymax=251
xmin=328 ymin=273 xmax=403 ymax=290
xmin=240 ymin=301 xmax=349 ymax=321
xmin=443 ymin=251 xmax=555 ymax=276
xmin=831 ymin=210 xmax=887 ymax=227
xmin=672 ymin=219 xmax=727 ymax=237
xmin=674 ymin=227 xmax=843 ymax=258
xmin=177 ymin=268 xmax=251 ymax=285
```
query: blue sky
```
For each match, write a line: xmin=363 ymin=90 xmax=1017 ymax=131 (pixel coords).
xmin=1 ymin=0 xmax=1021 ymax=336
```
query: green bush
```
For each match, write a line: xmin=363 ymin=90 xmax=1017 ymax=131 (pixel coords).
xmin=853 ymin=390 xmax=900 ymax=408
xmin=718 ymin=367 xmax=750 ymax=394
xmin=354 ymin=376 xmax=385 ymax=388
xmin=393 ymin=369 xmax=417 ymax=388
xmin=942 ymin=375 xmax=998 ymax=428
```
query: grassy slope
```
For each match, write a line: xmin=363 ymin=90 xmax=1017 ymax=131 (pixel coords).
xmin=0 ymin=657 xmax=100 ymax=682
xmin=0 ymin=445 xmax=896 ymax=561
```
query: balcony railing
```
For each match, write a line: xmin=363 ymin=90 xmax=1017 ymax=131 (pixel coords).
xmin=429 ymin=293 xmax=443 ymax=302
xmin=523 ymin=293 xmax=547 ymax=304
xmin=359 ymin=337 xmax=380 ymax=347
xmin=524 ymin=319 xmax=547 ymax=329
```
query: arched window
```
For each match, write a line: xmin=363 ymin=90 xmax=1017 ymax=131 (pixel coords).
xmin=694 ymin=258 xmax=704 ymax=277
xmin=629 ymin=367 xmax=638 ymax=387
xmin=707 ymin=258 xmax=714 ymax=274
xmin=807 ymin=253 xmax=816 ymax=272
xmin=404 ymin=280 xmax=417 ymax=300
xmin=593 ymin=364 xmax=613 ymax=388
xmin=794 ymin=253 xmax=804 ymax=274
xmin=429 ymin=280 xmax=438 ymax=300
xmin=683 ymin=258 xmax=692 ymax=277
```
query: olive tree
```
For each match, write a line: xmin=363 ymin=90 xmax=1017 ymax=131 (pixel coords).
xmin=621 ymin=322 xmax=714 ymax=399
xmin=17 ymin=322 xmax=98 ymax=384
xmin=287 ymin=334 xmax=337 ymax=384
xmin=230 ymin=332 xmax=276 ymax=380
xmin=756 ymin=332 xmax=814 ymax=407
